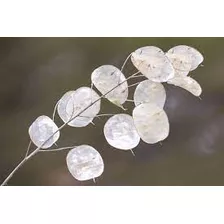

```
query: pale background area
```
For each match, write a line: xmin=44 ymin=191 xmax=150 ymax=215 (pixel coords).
xmin=0 ymin=37 xmax=223 ymax=186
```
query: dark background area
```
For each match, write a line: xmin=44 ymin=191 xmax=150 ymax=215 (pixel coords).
xmin=0 ymin=37 xmax=223 ymax=186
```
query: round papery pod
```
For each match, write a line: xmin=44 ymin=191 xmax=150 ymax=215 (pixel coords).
xmin=133 ymin=80 xmax=166 ymax=108
xmin=131 ymin=46 xmax=175 ymax=82
xmin=166 ymin=45 xmax=204 ymax=72
xmin=66 ymin=145 xmax=104 ymax=181
xmin=91 ymin=65 xmax=128 ymax=106
xmin=132 ymin=103 xmax=170 ymax=144
xmin=103 ymin=114 xmax=140 ymax=150
xmin=165 ymin=52 xmax=191 ymax=76
xmin=28 ymin=115 xmax=60 ymax=149
xmin=57 ymin=87 xmax=101 ymax=127
xmin=167 ymin=75 xmax=202 ymax=97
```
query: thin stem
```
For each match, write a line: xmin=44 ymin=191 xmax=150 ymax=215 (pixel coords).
xmin=130 ymin=149 xmax=135 ymax=156
xmin=131 ymin=74 xmax=144 ymax=78
xmin=128 ymin=71 xmax=141 ymax=78
xmin=79 ymin=114 xmax=116 ymax=121
xmin=24 ymin=140 xmax=32 ymax=158
xmin=121 ymin=77 xmax=143 ymax=94
xmin=90 ymin=121 xmax=95 ymax=126
xmin=1 ymin=71 xmax=139 ymax=186
xmin=39 ymin=145 xmax=77 ymax=152
xmin=52 ymin=100 xmax=60 ymax=121
xmin=90 ymin=82 xmax=94 ymax=103
xmin=1 ymin=123 xmax=68 ymax=186
xmin=127 ymin=81 xmax=142 ymax=89
xmin=1 ymin=157 xmax=27 ymax=186
xmin=121 ymin=53 xmax=132 ymax=72
xmin=97 ymin=113 xmax=116 ymax=117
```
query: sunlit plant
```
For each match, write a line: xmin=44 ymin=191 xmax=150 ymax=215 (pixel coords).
xmin=1 ymin=45 xmax=204 ymax=186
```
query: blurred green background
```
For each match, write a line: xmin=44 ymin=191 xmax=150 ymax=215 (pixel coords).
xmin=0 ymin=37 xmax=223 ymax=186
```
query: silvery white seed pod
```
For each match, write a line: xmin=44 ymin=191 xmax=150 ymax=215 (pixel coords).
xmin=133 ymin=80 xmax=166 ymax=108
xmin=133 ymin=103 xmax=170 ymax=144
xmin=91 ymin=65 xmax=128 ymax=107
xmin=57 ymin=87 xmax=101 ymax=127
xmin=131 ymin=46 xmax=175 ymax=82
xmin=66 ymin=145 xmax=104 ymax=181
xmin=28 ymin=115 xmax=60 ymax=149
xmin=104 ymin=114 xmax=140 ymax=150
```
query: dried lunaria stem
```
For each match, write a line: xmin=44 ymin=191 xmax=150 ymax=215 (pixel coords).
xmin=1 ymin=45 xmax=204 ymax=186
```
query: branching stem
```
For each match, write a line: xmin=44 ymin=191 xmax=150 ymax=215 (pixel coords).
xmin=39 ymin=145 xmax=77 ymax=152
xmin=24 ymin=140 xmax=32 ymax=158
xmin=1 ymin=71 xmax=140 ymax=186
xmin=121 ymin=53 xmax=132 ymax=72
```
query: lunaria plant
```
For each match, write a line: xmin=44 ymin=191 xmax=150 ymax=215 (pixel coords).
xmin=66 ymin=145 xmax=104 ymax=181
xmin=1 ymin=44 xmax=204 ymax=186
xmin=104 ymin=114 xmax=140 ymax=151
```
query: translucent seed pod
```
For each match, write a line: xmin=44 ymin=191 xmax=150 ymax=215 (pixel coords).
xmin=131 ymin=46 xmax=175 ymax=82
xmin=167 ymin=75 xmax=202 ymax=96
xmin=57 ymin=87 xmax=101 ymax=127
xmin=133 ymin=80 xmax=166 ymax=108
xmin=133 ymin=103 xmax=170 ymax=144
xmin=28 ymin=115 xmax=60 ymax=149
xmin=165 ymin=52 xmax=191 ymax=76
xmin=166 ymin=45 xmax=204 ymax=73
xmin=104 ymin=114 xmax=140 ymax=150
xmin=66 ymin=145 xmax=104 ymax=181
xmin=91 ymin=65 xmax=128 ymax=106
